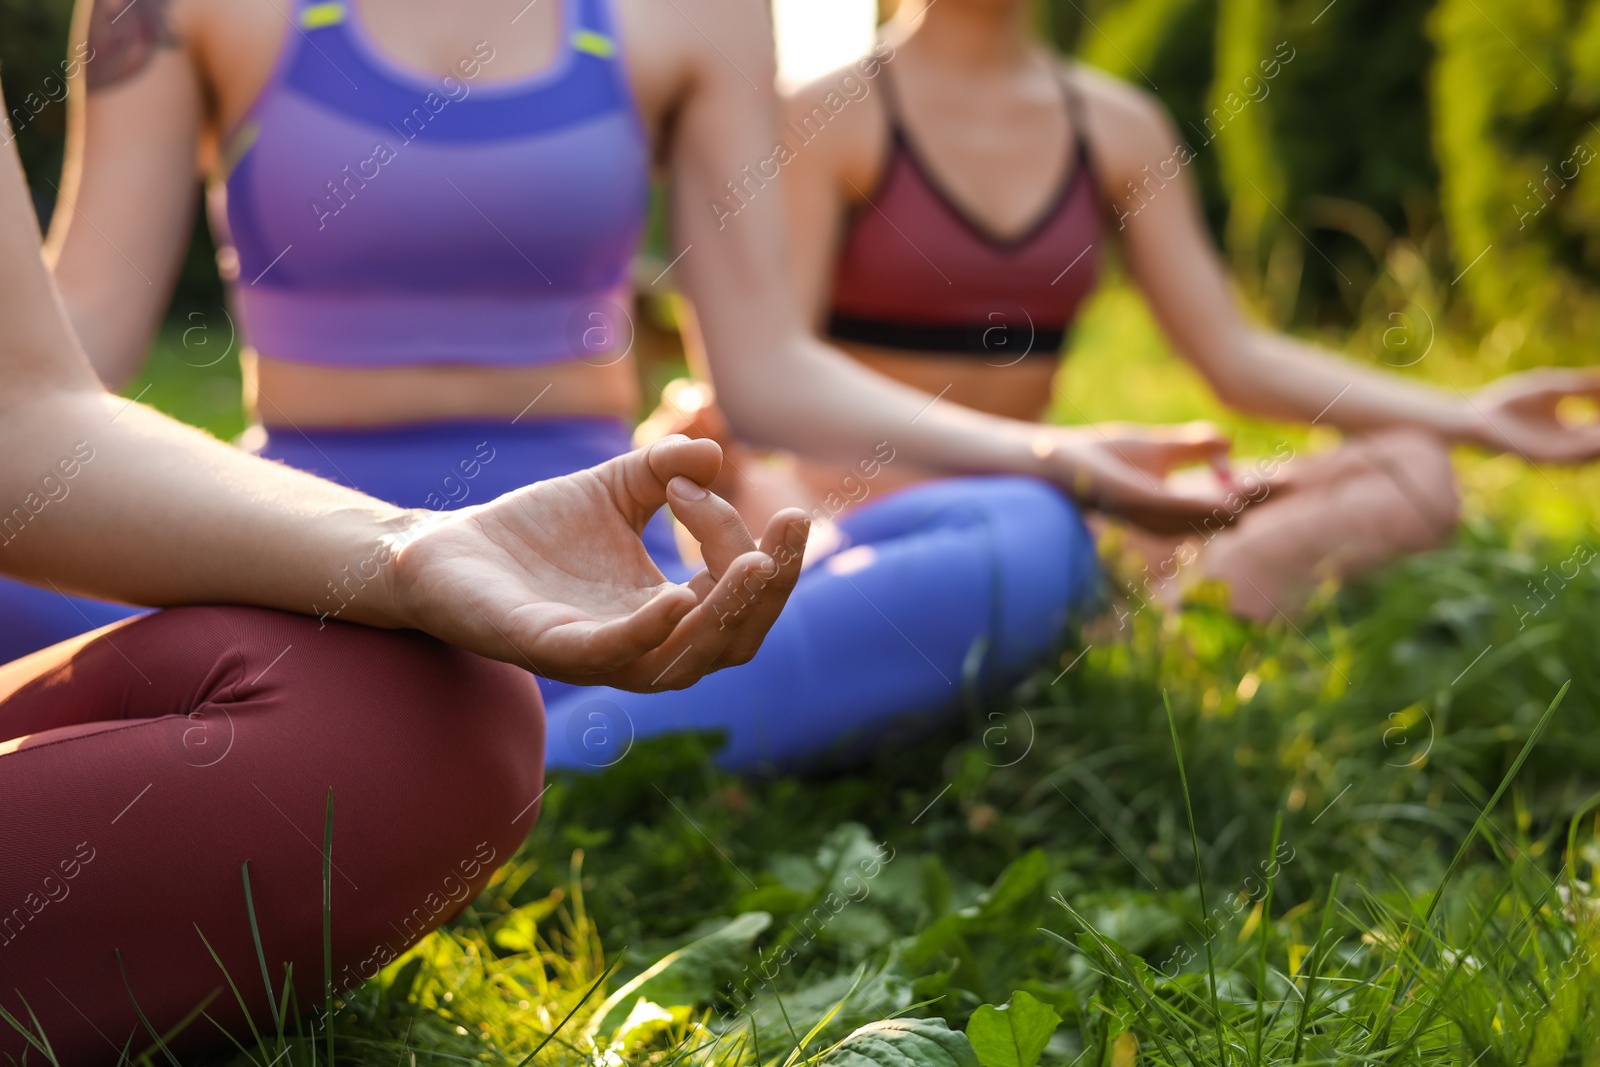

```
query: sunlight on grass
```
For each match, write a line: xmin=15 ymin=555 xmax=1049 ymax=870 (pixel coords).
xmin=80 ymin=273 xmax=1600 ymax=1067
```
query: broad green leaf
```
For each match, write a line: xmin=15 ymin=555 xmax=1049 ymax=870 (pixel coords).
xmin=741 ymin=954 xmax=913 ymax=1041
xmin=976 ymin=852 xmax=1050 ymax=922
xmin=822 ymin=1018 xmax=980 ymax=1067
xmin=964 ymin=991 xmax=1062 ymax=1067
xmin=583 ymin=912 xmax=771 ymax=1038
xmin=611 ymin=998 xmax=688 ymax=1051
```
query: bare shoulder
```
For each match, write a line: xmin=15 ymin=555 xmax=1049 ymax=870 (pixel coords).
xmin=636 ymin=0 xmax=776 ymax=85
xmin=616 ymin=0 xmax=772 ymax=130
xmin=81 ymin=0 xmax=187 ymax=91
xmin=781 ymin=42 xmax=898 ymax=194
xmin=1063 ymin=63 xmax=1184 ymax=180
xmin=783 ymin=45 xmax=895 ymax=139
xmin=80 ymin=0 xmax=286 ymax=116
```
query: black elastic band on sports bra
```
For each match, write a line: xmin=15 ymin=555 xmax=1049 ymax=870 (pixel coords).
xmin=828 ymin=313 xmax=1066 ymax=359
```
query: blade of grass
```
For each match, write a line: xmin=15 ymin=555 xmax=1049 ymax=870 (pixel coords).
xmin=116 ymin=953 xmax=220 ymax=1067
xmin=115 ymin=949 xmax=183 ymax=1067
xmin=0 ymin=993 xmax=58 ymax=1065
xmin=781 ymin=963 xmax=866 ymax=1067
xmin=1289 ymin=875 xmax=1340 ymax=1066
xmin=1423 ymin=681 xmax=1567 ymax=927
xmin=513 ymin=948 xmax=624 ymax=1067
xmin=1252 ymin=809 xmax=1284 ymax=1067
xmin=1047 ymin=902 xmax=1201 ymax=1067
xmin=241 ymin=861 xmax=283 ymax=1035
xmin=395 ymin=1015 xmax=415 ymax=1067
xmin=15 ymin=994 xmax=62 ymax=1067
xmin=194 ymin=923 xmax=268 ymax=1058
xmin=1164 ymin=691 xmax=1228 ymax=1067
xmin=276 ymin=961 xmax=296 ymax=1054
xmin=287 ymin=960 xmax=307 ymax=1053
xmin=199 ymin=1011 xmax=269 ymax=1065
xmin=770 ymin=987 xmax=805 ymax=1053
xmin=323 ymin=788 xmax=336 ymax=1067
xmin=1563 ymin=790 xmax=1600 ymax=889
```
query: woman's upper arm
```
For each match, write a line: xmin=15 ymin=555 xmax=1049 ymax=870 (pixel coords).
xmin=661 ymin=1 xmax=822 ymax=400
xmin=1085 ymin=74 xmax=1253 ymax=384
xmin=778 ymin=71 xmax=886 ymax=332
xmin=46 ymin=0 xmax=207 ymax=389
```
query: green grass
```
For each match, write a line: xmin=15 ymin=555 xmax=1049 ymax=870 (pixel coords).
xmin=66 ymin=286 xmax=1600 ymax=1066
xmin=123 ymin=321 xmax=249 ymax=444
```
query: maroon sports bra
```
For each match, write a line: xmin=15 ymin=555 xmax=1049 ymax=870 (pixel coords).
xmin=827 ymin=63 xmax=1103 ymax=362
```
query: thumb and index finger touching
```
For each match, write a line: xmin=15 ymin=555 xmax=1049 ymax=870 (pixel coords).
xmin=602 ymin=434 xmax=725 ymax=526
xmin=1144 ymin=421 xmax=1234 ymax=472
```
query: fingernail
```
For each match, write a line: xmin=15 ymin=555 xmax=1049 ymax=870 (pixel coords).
xmin=670 ymin=476 xmax=708 ymax=501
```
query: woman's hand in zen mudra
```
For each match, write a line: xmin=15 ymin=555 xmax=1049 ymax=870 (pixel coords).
xmin=1035 ymin=421 xmax=1241 ymax=534
xmin=1469 ymin=368 xmax=1600 ymax=463
xmin=389 ymin=435 xmax=809 ymax=690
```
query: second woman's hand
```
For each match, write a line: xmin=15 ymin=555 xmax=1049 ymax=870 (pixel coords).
xmin=1468 ymin=368 xmax=1600 ymax=463
xmin=387 ymin=436 xmax=809 ymax=690
xmin=1034 ymin=421 xmax=1241 ymax=534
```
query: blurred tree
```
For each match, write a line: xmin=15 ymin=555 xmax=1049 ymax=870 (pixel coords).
xmin=0 ymin=0 xmax=223 ymax=323
xmin=1039 ymin=0 xmax=1440 ymax=330
xmin=1048 ymin=0 xmax=1230 ymax=239
xmin=1272 ymin=0 xmax=1438 ymax=326
xmin=0 ymin=0 xmax=73 ymax=220
xmin=1431 ymin=0 xmax=1600 ymax=367
xmin=1210 ymin=0 xmax=1290 ymax=312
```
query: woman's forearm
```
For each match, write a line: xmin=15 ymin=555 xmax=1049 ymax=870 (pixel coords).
xmin=0 ymin=118 xmax=414 ymax=627
xmin=1217 ymin=330 xmax=1489 ymax=443
xmin=0 ymin=385 xmax=415 ymax=627
xmin=704 ymin=325 xmax=1050 ymax=476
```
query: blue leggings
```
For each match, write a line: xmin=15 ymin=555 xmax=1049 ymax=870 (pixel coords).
xmin=2 ymin=418 xmax=1099 ymax=769
xmin=0 ymin=579 xmax=145 ymax=665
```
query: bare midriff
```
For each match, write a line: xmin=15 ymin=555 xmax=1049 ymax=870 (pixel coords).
xmin=794 ymin=339 xmax=1060 ymax=501
xmin=250 ymin=352 xmax=642 ymax=428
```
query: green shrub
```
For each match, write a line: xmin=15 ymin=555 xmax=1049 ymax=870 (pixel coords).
xmin=1429 ymin=0 xmax=1600 ymax=366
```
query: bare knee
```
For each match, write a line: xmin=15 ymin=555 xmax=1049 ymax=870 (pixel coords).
xmin=1354 ymin=429 xmax=1460 ymax=549
xmin=1199 ymin=431 xmax=1459 ymax=619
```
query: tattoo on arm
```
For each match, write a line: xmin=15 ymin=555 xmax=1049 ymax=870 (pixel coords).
xmin=86 ymin=0 xmax=179 ymax=92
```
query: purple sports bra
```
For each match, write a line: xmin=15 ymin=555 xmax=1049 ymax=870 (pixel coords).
xmin=212 ymin=0 xmax=648 ymax=368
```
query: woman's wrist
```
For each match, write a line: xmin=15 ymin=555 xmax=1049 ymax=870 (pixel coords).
xmin=990 ymin=420 xmax=1067 ymax=481
xmin=327 ymin=507 xmax=440 ymax=633
xmin=1438 ymin=392 xmax=1501 ymax=450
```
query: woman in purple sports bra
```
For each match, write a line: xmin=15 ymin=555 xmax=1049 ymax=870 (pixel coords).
xmin=649 ymin=0 xmax=1600 ymax=622
xmin=30 ymin=0 xmax=1600 ymax=702
xmin=7 ymin=0 xmax=1600 ymax=1051
xmin=21 ymin=0 xmax=1600 ymax=751
xmin=27 ymin=0 xmax=1257 ymax=768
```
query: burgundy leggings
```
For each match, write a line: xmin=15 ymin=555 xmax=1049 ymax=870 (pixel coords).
xmin=0 ymin=606 xmax=544 ymax=1064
